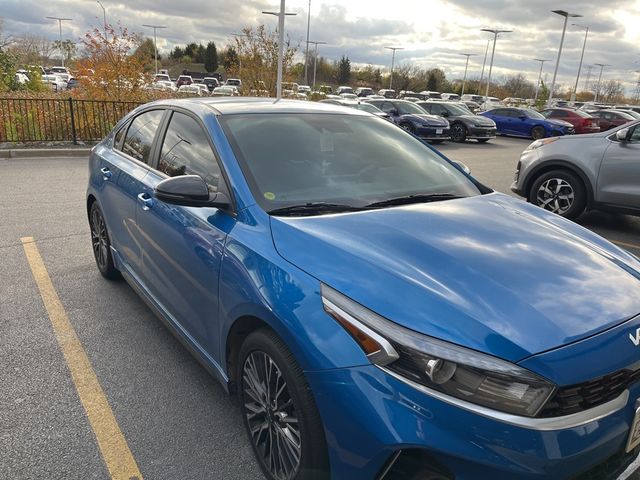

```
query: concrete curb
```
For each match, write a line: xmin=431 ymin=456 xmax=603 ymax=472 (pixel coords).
xmin=0 ymin=148 xmax=91 ymax=159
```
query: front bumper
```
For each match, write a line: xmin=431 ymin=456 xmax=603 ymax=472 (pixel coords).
xmin=467 ymin=126 xmax=497 ymax=139
xmin=415 ymin=125 xmax=451 ymax=140
xmin=307 ymin=364 xmax=640 ymax=479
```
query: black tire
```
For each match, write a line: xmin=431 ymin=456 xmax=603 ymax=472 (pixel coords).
xmin=477 ymin=138 xmax=490 ymax=143
xmin=430 ymin=140 xmax=444 ymax=144
xmin=89 ymin=202 xmax=120 ymax=280
xmin=450 ymin=123 xmax=467 ymax=143
xmin=531 ymin=125 xmax=546 ymax=140
xmin=528 ymin=169 xmax=586 ymax=219
xmin=238 ymin=329 xmax=329 ymax=480
xmin=399 ymin=122 xmax=415 ymax=134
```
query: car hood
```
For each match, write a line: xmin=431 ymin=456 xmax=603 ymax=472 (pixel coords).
xmin=546 ymin=118 xmax=574 ymax=128
xmin=270 ymin=193 xmax=640 ymax=362
xmin=455 ymin=114 xmax=495 ymax=126
xmin=401 ymin=113 xmax=449 ymax=127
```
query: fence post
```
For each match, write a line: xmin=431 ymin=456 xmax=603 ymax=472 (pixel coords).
xmin=68 ymin=97 xmax=78 ymax=145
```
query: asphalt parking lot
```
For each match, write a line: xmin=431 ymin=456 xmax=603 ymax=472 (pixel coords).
xmin=2 ymin=137 xmax=640 ymax=479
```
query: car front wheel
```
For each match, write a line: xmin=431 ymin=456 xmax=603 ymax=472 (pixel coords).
xmin=450 ymin=123 xmax=467 ymax=142
xmin=531 ymin=126 xmax=546 ymax=140
xmin=239 ymin=329 xmax=329 ymax=480
xmin=529 ymin=170 xmax=586 ymax=219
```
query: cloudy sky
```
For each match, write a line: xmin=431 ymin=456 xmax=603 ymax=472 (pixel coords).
xmin=3 ymin=0 xmax=640 ymax=92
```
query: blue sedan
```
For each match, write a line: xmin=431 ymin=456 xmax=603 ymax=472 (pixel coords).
xmin=480 ymin=106 xmax=575 ymax=139
xmin=88 ymin=98 xmax=640 ymax=480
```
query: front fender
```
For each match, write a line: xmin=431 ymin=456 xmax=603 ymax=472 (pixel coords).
xmin=218 ymin=206 xmax=369 ymax=375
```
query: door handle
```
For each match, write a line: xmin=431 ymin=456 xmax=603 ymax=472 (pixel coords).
xmin=100 ymin=167 xmax=112 ymax=179
xmin=137 ymin=193 xmax=154 ymax=211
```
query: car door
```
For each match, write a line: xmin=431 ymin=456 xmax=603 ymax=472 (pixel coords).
xmin=136 ymin=110 xmax=234 ymax=356
xmin=486 ymin=109 xmax=508 ymax=133
xmin=597 ymin=124 xmax=640 ymax=208
xmin=510 ymin=109 xmax=531 ymax=136
xmin=97 ymin=109 xmax=165 ymax=275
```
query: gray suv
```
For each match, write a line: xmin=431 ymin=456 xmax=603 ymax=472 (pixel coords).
xmin=512 ymin=120 xmax=640 ymax=219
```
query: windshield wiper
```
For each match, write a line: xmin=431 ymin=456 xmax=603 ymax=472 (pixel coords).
xmin=365 ymin=193 xmax=464 ymax=209
xmin=267 ymin=202 xmax=363 ymax=217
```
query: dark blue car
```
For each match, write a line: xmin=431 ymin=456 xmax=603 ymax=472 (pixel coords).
xmin=480 ymin=107 xmax=575 ymax=139
xmin=365 ymin=98 xmax=450 ymax=143
xmin=87 ymin=98 xmax=640 ymax=480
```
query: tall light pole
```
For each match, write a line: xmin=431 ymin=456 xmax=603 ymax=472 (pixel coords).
xmin=533 ymin=58 xmax=549 ymax=103
xmin=459 ymin=53 xmax=477 ymax=96
xmin=547 ymin=10 xmax=582 ymax=106
xmin=142 ymin=24 xmax=167 ymax=75
xmin=481 ymin=28 xmax=512 ymax=98
xmin=570 ymin=23 xmax=589 ymax=102
xmin=46 ymin=16 xmax=72 ymax=67
xmin=263 ymin=1 xmax=297 ymax=100
xmin=478 ymin=38 xmax=490 ymax=94
xmin=304 ymin=0 xmax=311 ymax=85
xmin=385 ymin=46 xmax=403 ymax=89
xmin=583 ymin=65 xmax=593 ymax=91
xmin=633 ymin=70 xmax=640 ymax=102
xmin=308 ymin=40 xmax=326 ymax=88
xmin=96 ymin=1 xmax=107 ymax=41
xmin=593 ymin=63 xmax=610 ymax=102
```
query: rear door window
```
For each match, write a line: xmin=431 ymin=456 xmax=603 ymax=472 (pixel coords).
xmin=121 ymin=110 xmax=164 ymax=164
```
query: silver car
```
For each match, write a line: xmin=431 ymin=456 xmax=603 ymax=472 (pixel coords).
xmin=512 ymin=120 xmax=640 ymax=219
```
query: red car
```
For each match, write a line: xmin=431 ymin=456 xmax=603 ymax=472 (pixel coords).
xmin=589 ymin=109 xmax=636 ymax=131
xmin=540 ymin=108 xmax=600 ymax=134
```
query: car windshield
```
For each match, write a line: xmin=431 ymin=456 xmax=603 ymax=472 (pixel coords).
xmin=355 ymin=103 xmax=381 ymax=113
xmin=524 ymin=109 xmax=545 ymax=119
xmin=220 ymin=113 xmax=481 ymax=212
xmin=574 ymin=109 xmax=592 ymax=118
xmin=396 ymin=101 xmax=427 ymax=115
xmin=444 ymin=103 xmax=473 ymax=116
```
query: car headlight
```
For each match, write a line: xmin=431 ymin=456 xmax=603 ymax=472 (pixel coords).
xmin=321 ymin=285 xmax=555 ymax=417
xmin=523 ymin=137 xmax=558 ymax=152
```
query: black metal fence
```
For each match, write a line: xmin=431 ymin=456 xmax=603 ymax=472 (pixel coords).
xmin=0 ymin=97 xmax=143 ymax=143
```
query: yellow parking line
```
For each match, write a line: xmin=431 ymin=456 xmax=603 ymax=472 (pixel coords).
xmin=613 ymin=240 xmax=640 ymax=251
xmin=21 ymin=237 xmax=142 ymax=480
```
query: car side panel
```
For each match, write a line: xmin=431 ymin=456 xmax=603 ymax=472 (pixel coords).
xmin=596 ymin=139 xmax=640 ymax=207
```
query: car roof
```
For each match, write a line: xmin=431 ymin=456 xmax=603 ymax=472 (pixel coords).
xmin=143 ymin=97 xmax=369 ymax=116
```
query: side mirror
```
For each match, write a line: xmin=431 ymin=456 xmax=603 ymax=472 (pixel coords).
xmin=441 ymin=111 xmax=450 ymax=117
xmin=155 ymin=175 xmax=230 ymax=209
xmin=452 ymin=161 xmax=471 ymax=175
xmin=616 ymin=128 xmax=630 ymax=142
xmin=389 ymin=108 xmax=399 ymax=116
xmin=519 ymin=115 xmax=527 ymax=120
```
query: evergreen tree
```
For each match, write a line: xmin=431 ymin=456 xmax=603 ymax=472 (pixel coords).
xmin=336 ymin=55 xmax=351 ymax=84
xmin=204 ymin=41 xmax=218 ymax=72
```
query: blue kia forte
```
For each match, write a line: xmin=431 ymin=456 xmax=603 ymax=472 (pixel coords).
xmin=87 ymin=98 xmax=640 ymax=480
xmin=480 ymin=106 xmax=575 ymax=139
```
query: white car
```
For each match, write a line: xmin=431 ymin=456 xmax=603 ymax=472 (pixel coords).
xmin=15 ymin=72 xmax=29 ymax=84
xmin=298 ymin=85 xmax=311 ymax=94
xmin=150 ymin=81 xmax=177 ymax=92
xmin=154 ymin=74 xmax=171 ymax=83
xmin=41 ymin=74 xmax=67 ymax=92
xmin=211 ymin=86 xmax=238 ymax=96
xmin=191 ymin=83 xmax=209 ymax=95
xmin=339 ymin=93 xmax=357 ymax=100
xmin=178 ymin=84 xmax=203 ymax=96
xmin=50 ymin=66 xmax=70 ymax=75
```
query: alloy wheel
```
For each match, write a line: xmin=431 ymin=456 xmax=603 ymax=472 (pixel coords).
xmin=451 ymin=124 xmax=466 ymax=142
xmin=90 ymin=208 xmax=109 ymax=270
xmin=242 ymin=351 xmax=301 ymax=480
xmin=536 ymin=178 xmax=574 ymax=215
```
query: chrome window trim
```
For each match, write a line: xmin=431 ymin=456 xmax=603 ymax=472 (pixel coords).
xmin=380 ymin=366 xmax=629 ymax=431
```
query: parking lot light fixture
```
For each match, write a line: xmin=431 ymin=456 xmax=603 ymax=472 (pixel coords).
xmin=570 ymin=24 xmax=589 ymax=102
xmin=547 ymin=10 xmax=582 ymax=106
xmin=478 ymin=38 xmax=490 ymax=94
xmin=96 ymin=1 xmax=107 ymax=42
xmin=46 ymin=16 xmax=73 ymax=67
xmin=593 ymin=63 xmax=611 ymax=102
xmin=308 ymin=40 xmax=327 ymax=89
xmin=262 ymin=2 xmax=297 ymax=100
xmin=142 ymin=24 xmax=167 ymax=75
xmin=481 ymin=28 xmax=512 ymax=98
xmin=385 ymin=46 xmax=404 ymax=90
xmin=459 ymin=53 xmax=477 ymax=96
xmin=533 ymin=58 xmax=549 ymax=103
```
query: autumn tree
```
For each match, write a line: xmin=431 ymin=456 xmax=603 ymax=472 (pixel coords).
xmin=76 ymin=24 xmax=149 ymax=101
xmin=134 ymin=37 xmax=158 ymax=71
xmin=228 ymin=26 xmax=297 ymax=95
xmin=52 ymin=39 xmax=76 ymax=64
